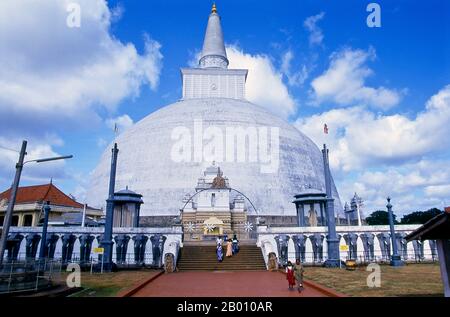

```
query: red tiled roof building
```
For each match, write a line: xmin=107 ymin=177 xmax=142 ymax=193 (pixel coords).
xmin=0 ymin=183 xmax=103 ymax=227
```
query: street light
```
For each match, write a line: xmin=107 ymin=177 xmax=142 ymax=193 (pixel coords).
xmin=0 ymin=140 xmax=73 ymax=267
xmin=386 ymin=197 xmax=404 ymax=267
xmin=26 ymin=155 xmax=73 ymax=164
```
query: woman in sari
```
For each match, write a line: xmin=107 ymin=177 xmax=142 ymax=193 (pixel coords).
xmin=293 ymin=258 xmax=305 ymax=293
xmin=286 ymin=261 xmax=295 ymax=290
xmin=226 ymin=239 xmax=233 ymax=257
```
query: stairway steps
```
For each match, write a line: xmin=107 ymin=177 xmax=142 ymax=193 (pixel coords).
xmin=177 ymin=244 xmax=267 ymax=271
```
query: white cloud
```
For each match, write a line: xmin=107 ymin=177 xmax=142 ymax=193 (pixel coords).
xmin=227 ymin=45 xmax=297 ymax=119
xmin=280 ymin=50 xmax=309 ymax=87
xmin=310 ymin=48 xmax=402 ymax=110
xmin=425 ymin=185 xmax=450 ymax=198
xmin=338 ymin=160 xmax=450 ymax=214
xmin=296 ymin=84 xmax=450 ymax=171
xmin=105 ymin=114 xmax=134 ymax=133
xmin=0 ymin=137 xmax=68 ymax=185
xmin=297 ymin=85 xmax=450 ymax=214
xmin=0 ymin=0 xmax=163 ymax=118
xmin=304 ymin=12 xmax=325 ymax=46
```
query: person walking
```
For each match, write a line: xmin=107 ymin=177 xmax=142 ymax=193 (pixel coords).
xmin=216 ymin=237 xmax=223 ymax=262
xmin=232 ymin=234 xmax=239 ymax=254
xmin=286 ymin=261 xmax=295 ymax=290
xmin=226 ymin=239 xmax=233 ymax=257
xmin=293 ymin=258 xmax=305 ymax=293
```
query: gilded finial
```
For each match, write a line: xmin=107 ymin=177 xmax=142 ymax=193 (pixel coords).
xmin=212 ymin=3 xmax=217 ymax=14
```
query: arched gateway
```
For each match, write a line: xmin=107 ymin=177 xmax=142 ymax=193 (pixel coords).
xmin=180 ymin=162 xmax=256 ymax=242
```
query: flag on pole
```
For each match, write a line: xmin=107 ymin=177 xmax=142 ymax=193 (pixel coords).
xmin=114 ymin=123 xmax=118 ymax=134
xmin=323 ymin=123 xmax=329 ymax=134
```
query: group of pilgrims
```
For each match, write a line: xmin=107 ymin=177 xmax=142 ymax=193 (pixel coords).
xmin=216 ymin=234 xmax=239 ymax=261
xmin=286 ymin=259 xmax=305 ymax=293
xmin=215 ymin=234 xmax=305 ymax=293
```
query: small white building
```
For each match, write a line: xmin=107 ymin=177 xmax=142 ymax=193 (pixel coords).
xmin=181 ymin=162 xmax=248 ymax=241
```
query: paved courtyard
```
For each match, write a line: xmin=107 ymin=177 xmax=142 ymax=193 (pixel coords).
xmin=131 ymin=271 xmax=329 ymax=297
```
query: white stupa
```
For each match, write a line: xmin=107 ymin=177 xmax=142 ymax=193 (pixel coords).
xmin=86 ymin=4 xmax=342 ymax=224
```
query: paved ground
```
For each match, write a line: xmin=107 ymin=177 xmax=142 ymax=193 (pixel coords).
xmin=132 ymin=271 xmax=328 ymax=297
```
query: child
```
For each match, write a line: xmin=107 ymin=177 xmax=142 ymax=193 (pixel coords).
xmin=286 ymin=261 xmax=295 ymax=290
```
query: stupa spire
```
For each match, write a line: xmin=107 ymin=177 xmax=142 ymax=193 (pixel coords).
xmin=199 ymin=3 xmax=229 ymax=69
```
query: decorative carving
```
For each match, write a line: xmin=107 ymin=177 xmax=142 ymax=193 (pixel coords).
xmin=267 ymin=252 xmax=278 ymax=271
xmin=211 ymin=168 xmax=227 ymax=189
xmin=164 ymin=253 xmax=175 ymax=273
xmin=308 ymin=207 xmax=318 ymax=227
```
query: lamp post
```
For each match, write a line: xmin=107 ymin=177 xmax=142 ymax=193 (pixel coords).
xmin=322 ymin=144 xmax=340 ymax=267
xmin=387 ymin=197 xmax=404 ymax=267
xmin=0 ymin=140 xmax=73 ymax=267
xmin=38 ymin=201 xmax=51 ymax=260
xmin=101 ymin=143 xmax=119 ymax=272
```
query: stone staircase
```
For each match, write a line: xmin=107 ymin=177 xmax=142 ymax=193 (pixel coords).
xmin=177 ymin=244 xmax=267 ymax=271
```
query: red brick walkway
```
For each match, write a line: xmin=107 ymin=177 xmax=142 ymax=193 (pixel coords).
xmin=131 ymin=271 xmax=328 ymax=297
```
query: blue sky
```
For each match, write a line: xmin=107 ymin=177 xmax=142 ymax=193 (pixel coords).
xmin=0 ymin=0 xmax=449 ymax=215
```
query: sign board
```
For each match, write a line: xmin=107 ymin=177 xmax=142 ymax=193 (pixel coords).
xmin=93 ymin=247 xmax=104 ymax=254
xmin=340 ymin=245 xmax=349 ymax=252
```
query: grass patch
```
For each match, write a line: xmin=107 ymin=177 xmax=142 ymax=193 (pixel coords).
xmin=64 ymin=270 xmax=161 ymax=297
xmin=304 ymin=263 xmax=443 ymax=297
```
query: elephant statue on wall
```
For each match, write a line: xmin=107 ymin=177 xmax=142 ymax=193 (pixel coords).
xmin=132 ymin=234 xmax=148 ymax=265
xmin=114 ymin=234 xmax=130 ymax=264
xmin=44 ymin=234 xmax=59 ymax=259
xmin=343 ymin=233 xmax=358 ymax=260
xmin=25 ymin=234 xmax=41 ymax=261
xmin=150 ymin=234 xmax=167 ymax=268
xmin=6 ymin=234 xmax=24 ymax=262
xmin=395 ymin=232 xmax=408 ymax=260
xmin=428 ymin=240 xmax=438 ymax=261
xmin=274 ymin=235 xmax=290 ymax=267
xmin=360 ymin=233 xmax=375 ymax=262
xmin=292 ymin=234 xmax=307 ymax=263
xmin=79 ymin=234 xmax=95 ymax=264
xmin=310 ymin=234 xmax=324 ymax=263
xmin=412 ymin=240 xmax=424 ymax=262
xmin=377 ymin=233 xmax=391 ymax=261
xmin=61 ymin=234 xmax=77 ymax=264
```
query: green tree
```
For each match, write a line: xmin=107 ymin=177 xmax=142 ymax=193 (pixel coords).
xmin=365 ymin=210 xmax=399 ymax=225
xmin=400 ymin=208 xmax=442 ymax=224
